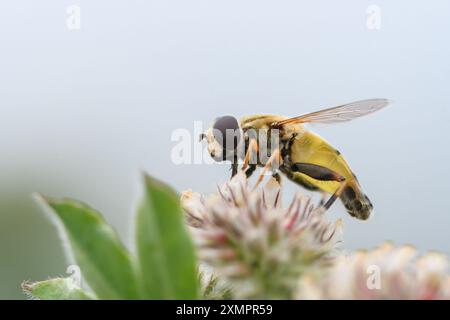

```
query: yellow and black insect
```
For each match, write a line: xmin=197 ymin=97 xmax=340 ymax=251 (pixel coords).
xmin=200 ymin=99 xmax=390 ymax=220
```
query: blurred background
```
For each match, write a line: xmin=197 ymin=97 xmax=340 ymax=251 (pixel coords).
xmin=1 ymin=1 xmax=450 ymax=299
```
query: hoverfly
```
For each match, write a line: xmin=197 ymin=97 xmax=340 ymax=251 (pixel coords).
xmin=200 ymin=99 xmax=390 ymax=220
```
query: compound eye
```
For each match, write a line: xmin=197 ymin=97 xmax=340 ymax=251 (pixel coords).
xmin=213 ymin=115 xmax=241 ymax=150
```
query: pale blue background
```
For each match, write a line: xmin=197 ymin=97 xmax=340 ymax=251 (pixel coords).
xmin=1 ymin=1 xmax=449 ymax=298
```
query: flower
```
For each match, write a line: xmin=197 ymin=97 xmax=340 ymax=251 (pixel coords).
xmin=297 ymin=242 xmax=450 ymax=300
xmin=181 ymin=172 xmax=343 ymax=299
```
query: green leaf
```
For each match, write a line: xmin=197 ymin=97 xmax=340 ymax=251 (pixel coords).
xmin=40 ymin=197 xmax=140 ymax=299
xmin=22 ymin=278 xmax=95 ymax=300
xmin=136 ymin=174 xmax=198 ymax=299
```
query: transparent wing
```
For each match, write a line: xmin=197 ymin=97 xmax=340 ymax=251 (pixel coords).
xmin=273 ymin=99 xmax=390 ymax=126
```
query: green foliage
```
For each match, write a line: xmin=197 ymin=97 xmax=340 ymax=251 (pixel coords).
xmin=136 ymin=174 xmax=198 ymax=299
xmin=22 ymin=278 xmax=95 ymax=300
xmin=44 ymin=199 xmax=140 ymax=299
xmin=24 ymin=173 xmax=198 ymax=300
xmin=199 ymin=272 xmax=233 ymax=300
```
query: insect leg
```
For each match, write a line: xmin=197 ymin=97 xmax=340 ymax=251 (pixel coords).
xmin=246 ymin=163 xmax=280 ymax=182
xmin=231 ymin=162 xmax=238 ymax=178
xmin=242 ymin=138 xmax=258 ymax=171
xmin=322 ymin=181 xmax=347 ymax=211
xmin=318 ymin=191 xmax=328 ymax=206
xmin=253 ymin=148 xmax=282 ymax=189
xmin=245 ymin=164 xmax=257 ymax=178
xmin=272 ymin=172 xmax=282 ymax=184
xmin=281 ymin=133 xmax=297 ymax=158
xmin=290 ymin=162 xmax=346 ymax=211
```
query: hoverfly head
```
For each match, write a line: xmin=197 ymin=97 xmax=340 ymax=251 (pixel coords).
xmin=200 ymin=115 xmax=242 ymax=162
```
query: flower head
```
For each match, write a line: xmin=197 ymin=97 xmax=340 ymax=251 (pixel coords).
xmin=181 ymin=172 xmax=342 ymax=299
xmin=297 ymin=242 xmax=450 ymax=300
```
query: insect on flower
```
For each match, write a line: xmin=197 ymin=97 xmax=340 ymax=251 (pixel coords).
xmin=200 ymin=99 xmax=390 ymax=220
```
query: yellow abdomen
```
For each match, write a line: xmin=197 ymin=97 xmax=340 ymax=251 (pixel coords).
xmin=290 ymin=130 xmax=355 ymax=194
